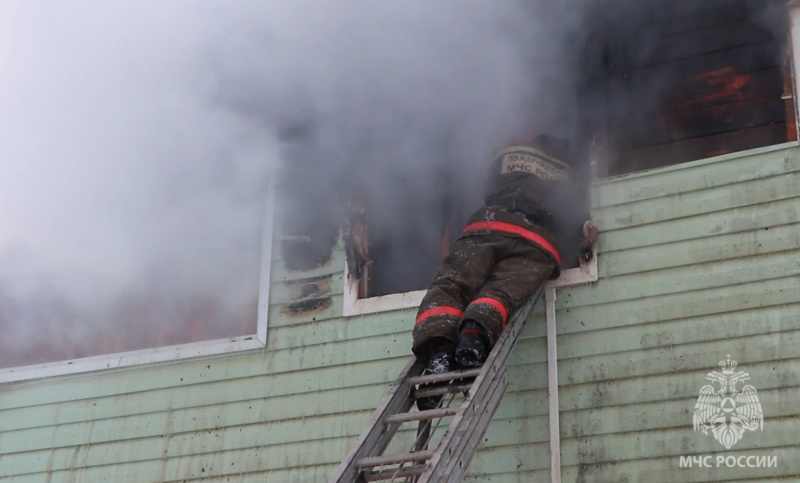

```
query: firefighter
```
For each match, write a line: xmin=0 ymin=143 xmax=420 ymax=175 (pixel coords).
xmin=413 ymin=135 xmax=594 ymax=410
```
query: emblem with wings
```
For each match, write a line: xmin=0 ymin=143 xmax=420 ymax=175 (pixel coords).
xmin=693 ymin=355 xmax=763 ymax=449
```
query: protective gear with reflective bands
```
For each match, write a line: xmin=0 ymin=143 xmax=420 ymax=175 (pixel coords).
xmin=412 ymin=234 xmax=555 ymax=358
xmin=412 ymin=136 xmax=573 ymax=360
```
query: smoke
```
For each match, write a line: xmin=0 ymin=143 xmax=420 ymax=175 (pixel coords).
xmin=0 ymin=1 xmax=589 ymax=367
xmin=0 ymin=1 xmax=275 ymax=366
xmin=209 ymin=1 xmax=591 ymax=292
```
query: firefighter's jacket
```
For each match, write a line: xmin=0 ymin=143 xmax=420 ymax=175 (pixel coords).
xmin=412 ymin=145 xmax=573 ymax=357
xmin=477 ymin=144 xmax=575 ymax=278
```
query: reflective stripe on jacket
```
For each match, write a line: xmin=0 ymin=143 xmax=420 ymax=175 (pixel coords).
xmin=460 ymin=204 xmax=562 ymax=279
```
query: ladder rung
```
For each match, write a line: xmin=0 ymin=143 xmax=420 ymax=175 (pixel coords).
xmin=383 ymin=406 xmax=459 ymax=424
xmin=407 ymin=368 xmax=481 ymax=385
xmin=356 ymin=450 xmax=433 ymax=468
xmin=413 ymin=382 xmax=473 ymax=399
xmin=362 ymin=465 xmax=427 ymax=481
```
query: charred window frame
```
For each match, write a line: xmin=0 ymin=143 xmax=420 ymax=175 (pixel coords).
xmin=343 ymin=188 xmax=468 ymax=299
xmin=341 ymin=171 xmax=475 ymax=314
xmin=578 ymin=0 xmax=797 ymax=177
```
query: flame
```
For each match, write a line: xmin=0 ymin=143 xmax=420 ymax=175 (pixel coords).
xmin=670 ymin=66 xmax=753 ymax=114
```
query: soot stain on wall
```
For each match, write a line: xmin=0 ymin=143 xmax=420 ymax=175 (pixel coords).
xmin=282 ymin=297 xmax=333 ymax=317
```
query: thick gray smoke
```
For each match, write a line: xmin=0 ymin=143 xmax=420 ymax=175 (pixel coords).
xmin=210 ymin=1 xmax=590 ymax=293
xmin=0 ymin=1 xmax=588 ymax=367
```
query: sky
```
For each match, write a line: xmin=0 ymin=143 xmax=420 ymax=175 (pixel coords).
xmin=0 ymin=1 xmax=587 ymax=366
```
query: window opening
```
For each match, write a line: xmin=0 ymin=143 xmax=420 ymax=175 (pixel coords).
xmin=346 ymin=171 xmax=477 ymax=299
xmin=579 ymin=0 xmax=796 ymax=176
xmin=346 ymin=155 xmax=593 ymax=302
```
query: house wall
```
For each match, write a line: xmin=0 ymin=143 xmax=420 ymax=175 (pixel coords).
xmin=1 ymin=143 xmax=798 ymax=482
xmin=559 ymin=141 xmax=800 ymax=482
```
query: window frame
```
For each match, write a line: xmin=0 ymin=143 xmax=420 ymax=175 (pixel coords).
xmin=0 ymin=181 xmax=276 ymax=384
xmin=342 ymin=246 xmax=597 ymax=317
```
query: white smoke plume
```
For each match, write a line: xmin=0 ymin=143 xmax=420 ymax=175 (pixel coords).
xmin=0 ymin=1 xmax=588 ymax=367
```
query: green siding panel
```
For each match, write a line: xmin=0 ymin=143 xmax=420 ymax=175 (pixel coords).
xmin=557 ymin=275 xmax=800 ymax=335
xmin=557 ymin=331 xmax=800 ymax=386
xmin=558 ymin=386 xmax=799 ymax=440
xmin=593 ymin=168 xmax=800 ymax=231
xmin=557 ymin=143 xmax=800 ymax=482
xmin=598 ymin=220 xmax=800 ymax=278
xmin=591 ymin=143 xmax=799 ymax=208
xmin=563 ymin=248 xmax=800 ymax=309
xmin=559 ymin=303 xmax=800 ymax=359
xmin=559 ymin=359 xmax=800 ymax=412
xmin=599 ymin=195 xmax=800 ymax=252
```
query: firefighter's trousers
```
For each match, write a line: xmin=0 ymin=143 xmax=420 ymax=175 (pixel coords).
xmin=412 ymin=233 xmax=556 ymax=359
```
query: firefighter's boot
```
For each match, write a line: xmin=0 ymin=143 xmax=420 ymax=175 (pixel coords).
xmin=416 ymin=341 xmax=455 ymax=411
xmin=455 ymin=320 xmax=489 ymax=368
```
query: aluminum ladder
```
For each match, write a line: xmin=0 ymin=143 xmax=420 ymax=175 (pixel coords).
xmin=329 ymin=290 xmax=543 ymax=483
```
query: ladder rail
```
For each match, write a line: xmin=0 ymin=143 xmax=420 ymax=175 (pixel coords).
xmin=329 ymin=357 xmax=424 ymax=483
xmin=440 ymin=370 xmax=510 ymax=482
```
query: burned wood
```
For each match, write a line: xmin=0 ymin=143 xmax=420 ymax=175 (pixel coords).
xmin=618 ymin=96 xmax=786 ymax=150
xmin=637 ymin=1 xmax=750 ymax=38
xmin=667 ymin=67 xmax=783 ymax=111
xmin=342 ymin=193 xmax=370 ymax=281
xmin=782 ymin=55 xmax=797 ymax=142
xmin=629 ymin=21 xmax=773 ymax=70
xmin=620 ymin=42 xmax=783 ymax=87
xmin=614 ymin=124 xmax=788 ymax=173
